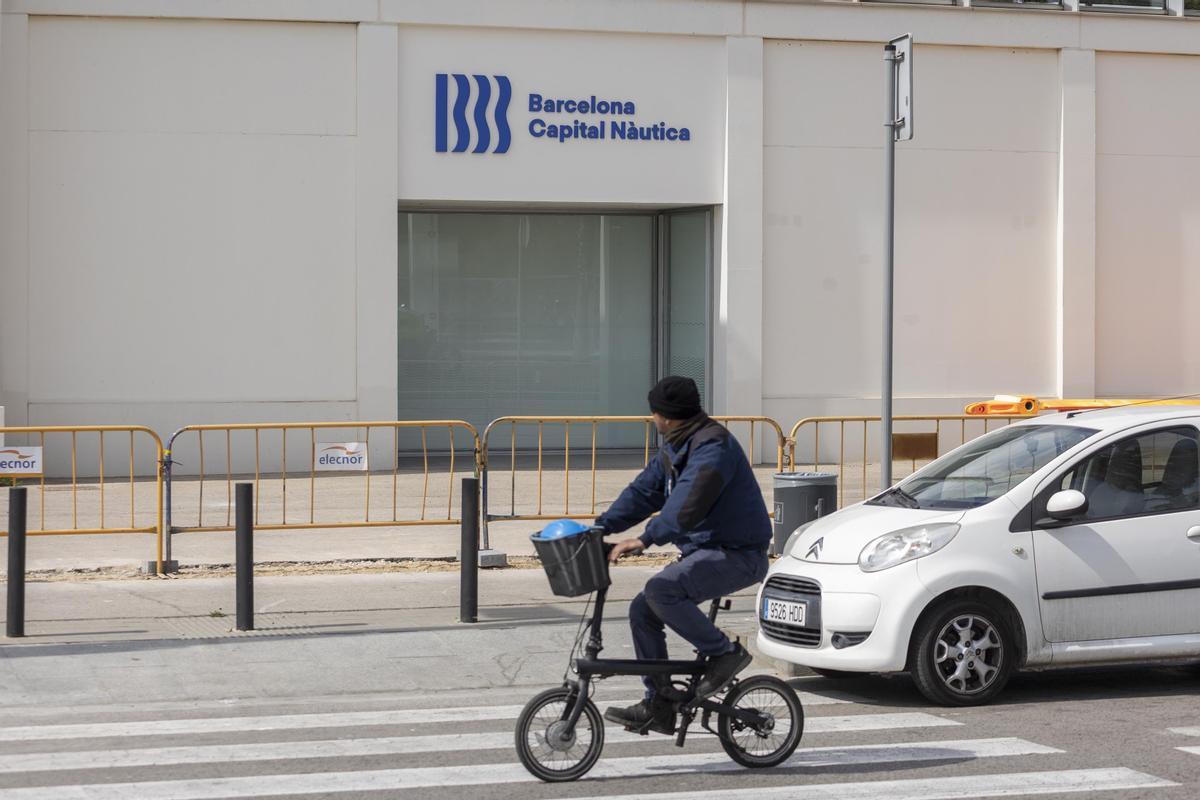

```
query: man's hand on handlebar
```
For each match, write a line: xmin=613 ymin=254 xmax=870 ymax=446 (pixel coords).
xmin=609 ymin=538 xmax=645 ymax=563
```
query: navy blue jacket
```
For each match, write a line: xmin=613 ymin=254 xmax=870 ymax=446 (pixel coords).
xmin=596 ymin=417 xmax=772 ymax=555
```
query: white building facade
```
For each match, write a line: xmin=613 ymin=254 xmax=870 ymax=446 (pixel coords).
xmin=2 ymin=0 xmax=1198 ymax=440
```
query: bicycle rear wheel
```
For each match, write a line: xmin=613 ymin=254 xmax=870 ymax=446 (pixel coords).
xmin=515 ymin=687 xmax=604 ymax=782
xmin=717 ymin=675 xmax=804 ymax=768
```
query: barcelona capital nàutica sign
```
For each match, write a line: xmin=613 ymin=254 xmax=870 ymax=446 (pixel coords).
xmin=435 ymin=73 xmax=692 ymax=153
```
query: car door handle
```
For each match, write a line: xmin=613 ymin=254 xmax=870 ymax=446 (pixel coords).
xmin=1187 ymin=526 xmax=1200 ymax=543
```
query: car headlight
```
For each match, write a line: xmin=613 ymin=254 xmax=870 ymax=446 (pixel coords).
xmin=857 ymin=523 xmax=960 ymax=573
xmin=784 ymin=521 xmax=817 ymax=559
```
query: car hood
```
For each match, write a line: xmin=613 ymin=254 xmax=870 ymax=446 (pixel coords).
xmin=785 ymin=503 xmax=966 ymax=565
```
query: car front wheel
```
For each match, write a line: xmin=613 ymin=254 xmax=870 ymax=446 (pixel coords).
xmin=910 ymin=599 xmax=1014 ymax=706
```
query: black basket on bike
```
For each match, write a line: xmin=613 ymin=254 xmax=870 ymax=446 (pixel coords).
xmin=531 ymin=527 xmax=610 ymax=597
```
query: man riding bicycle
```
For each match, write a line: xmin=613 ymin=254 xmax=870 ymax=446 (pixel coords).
xmin=597 ymin=376 xmax=772 ymax=735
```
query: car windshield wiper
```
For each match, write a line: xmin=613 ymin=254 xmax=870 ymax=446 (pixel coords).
xmin=875 ymin=485 xmax=921 ymax=509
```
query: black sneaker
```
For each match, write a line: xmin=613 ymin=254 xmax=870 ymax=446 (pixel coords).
xmin=695 ymin=642 xmax=752 ymax=698
xmin=603 ymin=698 xmax=676 ymax=735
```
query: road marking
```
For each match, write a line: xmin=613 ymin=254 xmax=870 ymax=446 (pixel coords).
xmin=0 ymin=707 xmax=529 ymax=742
xmin=568 ymin=768 xmax=1176 ymax=800
xmin=804 ymin=712 xmax=958 ymax=733
xmin=0 ymin=712 xmax=957 ymax=773
xmin=0 ymin=692 xmax=855 ymax=743
xmin=0 ymin=738 xmax=1059 ymax=798
xmin=1168 ymin=727 xmax=1200 ymax=737
xmin=1177 ymin=746 xmax=1200 ymax=756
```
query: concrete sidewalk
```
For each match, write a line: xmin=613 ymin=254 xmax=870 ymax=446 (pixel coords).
xmin=0 ymin=567 xmax=790 ymax=712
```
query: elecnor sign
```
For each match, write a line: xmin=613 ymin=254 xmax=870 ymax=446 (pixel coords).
xmin=0 ymin=446 xmax=43 ymax=477
xmin=315 ymin=443 xmax=368 ymax=472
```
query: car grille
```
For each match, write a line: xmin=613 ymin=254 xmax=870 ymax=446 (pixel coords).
xmin=761 ymin=619 xmax=822 ymax=647
xmin=761 ymin=575 xmax=822 ymax=648
xmin=764 ymin=575 xmax=820 ymax=595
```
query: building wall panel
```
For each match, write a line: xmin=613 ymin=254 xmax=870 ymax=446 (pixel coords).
xmin=1096 ymin=52 xmax=1200 ymax=396
xmin=762 ymin=40 xmax=1059 ymax=419
xmin=25 ymin=16 xmax=358 ymax=408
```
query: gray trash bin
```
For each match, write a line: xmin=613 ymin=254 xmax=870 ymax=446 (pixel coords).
xmin=771 ymin=472 xmax=837 ymax=556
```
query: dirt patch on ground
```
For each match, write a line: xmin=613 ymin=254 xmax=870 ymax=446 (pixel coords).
xmin=20 ymin=553 xmax=683 ymax=582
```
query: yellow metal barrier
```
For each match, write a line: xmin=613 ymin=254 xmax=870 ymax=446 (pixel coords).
xmin=164 ymin=421 xmax=480 ymax=557
xmin=787 ymin=415 xmax=1027 ymax=509
xmin=0 ymin=425 xmax=165 ymax=573
xmin=479 ymin=415 xmax=786 ymax=548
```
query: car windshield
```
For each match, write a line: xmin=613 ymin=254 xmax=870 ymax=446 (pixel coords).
xmin=869 ymin=424 xmax=1098 ymax=511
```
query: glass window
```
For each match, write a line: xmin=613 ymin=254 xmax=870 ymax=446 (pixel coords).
xmin=398 ymin=210 xmax=713 ymax=442
xmin=398 ymin=212 xmax=655 ymax=437
xmin=871 ymin=425 xmax=1097 ymax=510
xmin=666 ymin=210 xmax=711 ymax=404
xmin=1055 ymin=427 xmax=1200 ymax=520
xmin=1080 ymin=0 xmax=1167 ymax=11
xmin=971 ymin=0 xmax=1063 ymax=7
xmin=1187 ymin=0 xmax=1200 ymax=14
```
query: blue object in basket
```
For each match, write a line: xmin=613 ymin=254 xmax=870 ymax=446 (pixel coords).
xmin=535 ymin=519 xmax=589 ymax=540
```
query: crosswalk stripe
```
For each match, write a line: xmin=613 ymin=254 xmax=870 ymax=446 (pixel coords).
xmin=0 ymin=692 xmax=849 ymax=743
xmin=0 ymin=738 xmax=1059 ymax=798
xmin=804 ymin=712 xmax=959 ymax=733
xmin=1176 ymin=746 xmax=1200 ymax=756
xmin=0 ymin=707 xmax=528 ymax=742
xmin=1168 ymin=727 xmax=1200 ymax=737
xmin=567 ymin=768 xmax=1176 ymax=800
xmin=0 ymin=712 xmax=958 ymax=773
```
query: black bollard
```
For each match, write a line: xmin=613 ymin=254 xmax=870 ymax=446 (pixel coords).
xmin=235 ymin=482 xmax=253 ymax=631
xmin=460 ymin=477 xmax=479 ymax=623
xmin=6 ymin=487 xmax=27 ymax=638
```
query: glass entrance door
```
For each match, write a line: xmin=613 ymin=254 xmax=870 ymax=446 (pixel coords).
xmin=398 ymin=209 xmax=710 ymax=435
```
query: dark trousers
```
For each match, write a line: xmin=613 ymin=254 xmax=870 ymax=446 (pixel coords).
xmin=629 ymin=546 xmax=769 ymax=698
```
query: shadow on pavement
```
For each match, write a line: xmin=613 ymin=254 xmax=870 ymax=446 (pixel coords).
xmin=789 ymin=662 xmax=1200 ymax=708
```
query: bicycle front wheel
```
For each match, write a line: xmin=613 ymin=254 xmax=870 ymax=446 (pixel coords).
xmin=718 ymin=675 xmax=804 ymax=768
xmin=515 ymin=687 xmax=605 ymax=782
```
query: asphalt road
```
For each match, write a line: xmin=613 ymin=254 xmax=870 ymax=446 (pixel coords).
xmin=0 ymin=663 xmax=1196 ymax=799
xmin=0 ymin=569 xmax=1197 ymax=798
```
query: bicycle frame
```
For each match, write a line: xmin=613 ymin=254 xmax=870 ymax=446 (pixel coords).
xmin=560 ymin=584 xmax=769 ymax=747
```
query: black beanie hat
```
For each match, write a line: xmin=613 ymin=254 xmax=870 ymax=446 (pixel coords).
xmin=648 ymin=376 xmax=702 ymax=420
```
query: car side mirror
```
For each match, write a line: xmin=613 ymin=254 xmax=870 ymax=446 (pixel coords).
xmin=1046 ymin=489 xmax=1088 ymax=521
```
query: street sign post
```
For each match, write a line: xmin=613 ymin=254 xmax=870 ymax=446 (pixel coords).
xmin=881 ymin=34 xmax=913 ymax=491
xmin=891 ymin=34 xmax=913 ymax=141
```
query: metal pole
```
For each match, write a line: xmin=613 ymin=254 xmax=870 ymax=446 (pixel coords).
xmin=235 ymin=482 xmax=253 ymax=631
xmin=882 ymin=44 xmax=898 ymax=492
xmin=460 ymin=477 xmax=479 ymax=624
xmin=162 ymin=449 xmax=173 ymax=566
xmin=6 ymin=487 xmax=27 ymax=638
xmin=480 ymin=465 xmax=491 ymax=552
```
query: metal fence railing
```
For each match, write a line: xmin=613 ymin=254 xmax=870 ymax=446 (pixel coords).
xmin=479 ymin=415 xmax=786 ymax=548
xmin=162 ymin=421 xmax=480 ymax=562
xmin=0 ymin=411 xmax=1061 ymax=570
xmin=787 ymin=414 xmax=1028 ymax=509
xmin=0 ymin=425 xmax=165 ymax=573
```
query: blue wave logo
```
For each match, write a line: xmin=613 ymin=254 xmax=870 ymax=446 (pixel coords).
xmin=435 ymin=73 xmax=512 ymax=154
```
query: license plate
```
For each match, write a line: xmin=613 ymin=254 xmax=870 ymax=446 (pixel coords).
xmin=762 ymin=597 xmax=807 ymax=627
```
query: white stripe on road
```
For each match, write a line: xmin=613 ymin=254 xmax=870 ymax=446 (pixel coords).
xmin=0 ymin=738 xmax=1058 ymax=798
xmin=0 ymin=712 xmax=957 ymax=773
xmin=804 ymin=712 xmax=959 ymax=733
xmin=1177 ymin=746 xmax=1200 ymax=756
xmin=0 ymin=692 xmax=849 ymax=743
xmin=1168 ymin=727 xmax=1200 ymax=737
xmin=0 ymin=707 xmax=527 ymax=742
xmin=569 ymin=768 xmax=1176 ymax=800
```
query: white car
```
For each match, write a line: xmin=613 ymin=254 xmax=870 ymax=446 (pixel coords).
xmin=757 ymin=406 xmax=1200 ymax=706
